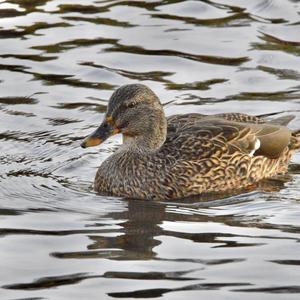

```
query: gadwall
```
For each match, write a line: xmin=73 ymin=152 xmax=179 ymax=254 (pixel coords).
xmin=81 ymin=84 xmax=300 ymax=200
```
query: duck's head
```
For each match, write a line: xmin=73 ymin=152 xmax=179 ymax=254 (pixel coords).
xmin=81 ymin=84 xmax=167 ymax=150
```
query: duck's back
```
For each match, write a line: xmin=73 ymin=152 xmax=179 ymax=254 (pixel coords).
xmin=155 ymin=113 xmax=300 ymax=199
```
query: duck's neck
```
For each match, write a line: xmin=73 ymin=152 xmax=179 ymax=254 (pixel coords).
xmin=122 ymin=110 xmax=167 ymax=152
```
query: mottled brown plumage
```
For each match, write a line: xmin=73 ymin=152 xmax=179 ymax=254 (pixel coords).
xmin=81 ymin=84 xmax=300 ymax=200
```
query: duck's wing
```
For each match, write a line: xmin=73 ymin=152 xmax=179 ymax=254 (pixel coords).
xmin=213 ymin=113 xmax=265 ymax=124
xmin=167 ymin=112 xmax=295 ymax=128
xmin=163 ymin=118 xmax=292 ymax=160
xmin=167 ymin=113 xmax=264 ymax=129
xmin=206 ymin=113 xmax=295 ymax=125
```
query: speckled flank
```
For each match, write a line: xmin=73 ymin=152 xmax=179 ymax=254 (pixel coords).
xmin=91 ymin=84 xmax=300 ymax=201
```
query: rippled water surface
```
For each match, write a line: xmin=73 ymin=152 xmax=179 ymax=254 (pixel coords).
xmin=1 ymin=0 xmax=300 ymax=299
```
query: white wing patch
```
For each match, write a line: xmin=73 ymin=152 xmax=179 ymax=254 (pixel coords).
xmin=249 ymin=138 xmax=261 ymax=157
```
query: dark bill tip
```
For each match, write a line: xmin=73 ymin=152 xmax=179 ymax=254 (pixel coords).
xmin=80 ymin=142 xmax=86 ymax=149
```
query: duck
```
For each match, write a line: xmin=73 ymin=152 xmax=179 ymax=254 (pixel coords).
xmin=81 ymin=83 xmax=300 ymax=200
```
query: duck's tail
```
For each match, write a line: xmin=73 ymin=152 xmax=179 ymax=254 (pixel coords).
xmin=268 ymin=115 xmax=295 ymax=126
xmin=267 ymin=115 xmax=300 ymax=151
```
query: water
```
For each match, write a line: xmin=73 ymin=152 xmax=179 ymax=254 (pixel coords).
xmin=1 ymin=0 xmax=300 ymax=299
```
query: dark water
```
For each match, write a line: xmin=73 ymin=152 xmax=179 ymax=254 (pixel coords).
xmin=1 ymin=0 xmax=300 ymax=299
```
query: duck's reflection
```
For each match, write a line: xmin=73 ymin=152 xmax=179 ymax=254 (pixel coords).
xmin=88 ymin=200 xmax=166 ymax=260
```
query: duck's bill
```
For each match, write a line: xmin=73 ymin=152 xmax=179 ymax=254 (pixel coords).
xmin=81 ymin=122 xmax=120 ymax=148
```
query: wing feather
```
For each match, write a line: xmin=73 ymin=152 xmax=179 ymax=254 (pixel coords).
xmin=164 ymin=115 xmax=292 ymax=160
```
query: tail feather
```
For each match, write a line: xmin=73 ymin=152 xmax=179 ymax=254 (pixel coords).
xmin=268 ymin=115 xmax=295 ymax=126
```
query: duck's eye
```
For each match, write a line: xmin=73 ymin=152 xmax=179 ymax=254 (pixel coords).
xmin=127 ymin=102 xmax=136 ymax=108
